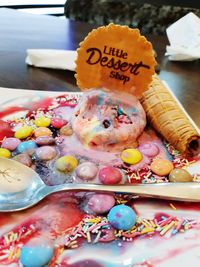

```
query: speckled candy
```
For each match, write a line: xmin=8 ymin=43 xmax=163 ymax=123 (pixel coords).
xmin=1 ymin=137 xmax=21 ymax=151
xmin=150 ymin=158 xmax=174 ymax=176
xmin=169 ymin=168 xmax=193 ymax=182
xmin=108 ymin=204 xmax=136 ymax=230
xmin=88 ymin=194 xmax=115 ymax=214
xmin=99 ymin=166 xmax=122 ymax=184
xmin=35 ymin=136 xmax=55 ymax=146
xmin=34 ymin=127 xmax=52 ymax=138
xmin=51 ymin=117 xmax=67 ymax=129
xmin=35 ymin=146 xmax=57 ymax=161
xmin=14 ymin=126 xmax=33 ymax=139
xmin=34 ymin=116 xmax=51 ymax=127
xmin=75 ymin=161 xmax=98 ymax=180
xmin=138 ymin=142 xmax=159 ymax=157
xmin=60 ymin=124 xmax=73 ymax=136
xmin=13 ymin=153 xmax=32 ymax=167
xmin=0 ymin=148 xmax=11 ymax=158
xmin=20 ymin=237 xmax=54 ymax=267
xmin=55 ymin=155 xmax=78 ymax=172
xmin=17 ymin=140 xmax=38 ymax=153
xmin=121 ymin=148 xmax=142 ymax=165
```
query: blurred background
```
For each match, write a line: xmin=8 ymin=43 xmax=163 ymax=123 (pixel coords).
xmin=0 ymin=0 xmax=199 ymax=34
xmin=0 ymin=0 xmax=66 ymax=17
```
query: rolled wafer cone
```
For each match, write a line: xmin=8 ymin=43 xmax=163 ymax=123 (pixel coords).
xmin=141 ymin=74 xmax=200 ymax=155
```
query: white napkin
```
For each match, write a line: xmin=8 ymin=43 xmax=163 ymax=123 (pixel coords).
xmin=26 ymin=49 xmax=77 ymax=71
xmin=166 ymin=12 xmax=200 ymax=61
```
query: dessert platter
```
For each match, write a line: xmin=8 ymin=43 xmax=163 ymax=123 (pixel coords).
xmin=0 ymin=24 xmax=200 ymax=267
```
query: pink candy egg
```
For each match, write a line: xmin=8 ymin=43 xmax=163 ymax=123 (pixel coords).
xmin=138 ymin=142 xmax=159 ymax=157
xmin=35 ymin=136 xmax=55 ymax=146
xmin=1 ymin=137 xmax=21 ymax=151
xmin=88 ymin=194 xmax=115 ymax=214
xmin=51 ymin=118 xmax=67 ymax=129
xmin=35 ymin=146 xmax=57 ymax=161
xmin=75 ymin=161 xmax=98 ymax=180
xmin=13 ymin=153 xmax=32 ymax=167
xmin=99 ymin=166 xmax=122 ymax=184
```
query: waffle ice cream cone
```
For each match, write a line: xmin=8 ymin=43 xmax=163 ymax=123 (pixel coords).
xmin=141 ymin=75 xmax=200 ymax=155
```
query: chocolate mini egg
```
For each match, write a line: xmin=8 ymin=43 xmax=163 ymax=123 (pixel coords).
xmin=55 ymin=155 xmax=78 ymax=172
xmin=14 ymin=125 xmax=33 ymax=139
xmin=35 ymin=146 xmax=57 ymax=161
xmin=75 ymin=161 xmax=98 ymax=180
xmin=108 ymin=204 xmax=136 ymax=230
xmin=0 ymin=148 xmax=11 ymax=158
xmin=99 ymin=166 xmax=122 ymax=184
xmin=150 ymin=158 xmax=174 ymax=176
xmin=34 ymin=127 xmax=52 ymax=138
xmin=16 ymin=140 xmax=38 ymax=154
xmin=20 ymin=237 xmax=53 ymax=267
xmin=88 ymin=194 xmax=115 ymax=214
xmin=121 ymin=148 xmax=142 ymax=165
xmin=34 ymin=116 xmax=51 ymax=127
xmin=169 ymin=168 xmax=193 ymax=182
xmin=1 ymin=137 xmax=21 ymax=151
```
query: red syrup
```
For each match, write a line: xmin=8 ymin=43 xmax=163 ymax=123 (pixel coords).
xmin=0 ymin=120 xmax=13 ymax=142
xmin=0 ymin=201 xmax=83 ymax=265
xmin=58 ymin=260 xmax=104 ymax=267
xmin=0 ymin=93 xmax=199 ymax=266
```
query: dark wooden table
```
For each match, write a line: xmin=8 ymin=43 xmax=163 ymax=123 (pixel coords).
xmin=0 ymin=8 xmax=199 ymax=127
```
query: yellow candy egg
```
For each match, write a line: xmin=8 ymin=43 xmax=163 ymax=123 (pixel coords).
xmin=34 ymin=116 xmax=51 ymax=127
xmin=121 ymin=148 xmax=142 ymax=165
xmin=0 ymin=148 xmax=11 ymax=158
xmin=34 ymin=127 xmax=52 ymax=138
xmin=55 ymin=155 xmax=78 ymax=172
xmin=14 ymin=126 xmax=33 ymax=139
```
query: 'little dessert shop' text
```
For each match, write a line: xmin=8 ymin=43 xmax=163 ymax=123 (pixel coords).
xmin=86 ymin=46 xmax=150 ymax=84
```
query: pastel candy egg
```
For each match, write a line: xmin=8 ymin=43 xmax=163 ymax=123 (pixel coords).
xmin=138 ymin=142 xmax=159 ymax=157
xmin=35 ymin=136 xmax=55 ymax=146
xmin=150 ymin=158 xmax=174 ymax=176
xmin=34 ymin=127 xmax=52 ymax=138
xmin=55 ymin=155 xmax=78 ymax=172
xmin=75 ymin=161 xmax=98 ymax=180
xmin=108 ymin=204 xmax=136 ymax=230
xmin=13 ymin=153 xmax=32 ymax=167
xmin=0 ymin=148 xmax=11 ymax=158
xmin=169 ymin=168 xmax=193 ymax=182
xmin=1 ymin=137 xmax=21 ymax=151
xmin=121 ymin=148 xmax=142 ymax=165
xmin=88 ymin=194 xmax=115 ymax=214
xmin=17 ymin=140 xmax=38 ymax=153
xmin=35 ymin=146 xmax=57 ymax=161
xmin=34 ymin=116 xmax=51 ymax=127
xmin=14 ymin=126 xmax=33 ymax=139
xmin=60 ymin=124 xmax=73 ymax=136
xmin=99 ymin=166 xmax=122 ymax=184
xmin=51 ymin=118 xmax=67 ymax=129
xmin=20 ymin=237 xmax=53 ymax=267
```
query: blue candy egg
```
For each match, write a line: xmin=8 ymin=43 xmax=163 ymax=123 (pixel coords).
xmin=17 ymin=140 xmax=38 ymax=153
xmin=107 ymin=204 xmax=136 ymax=230
xmin=20 ymin=238 xmax=54 ymax=267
